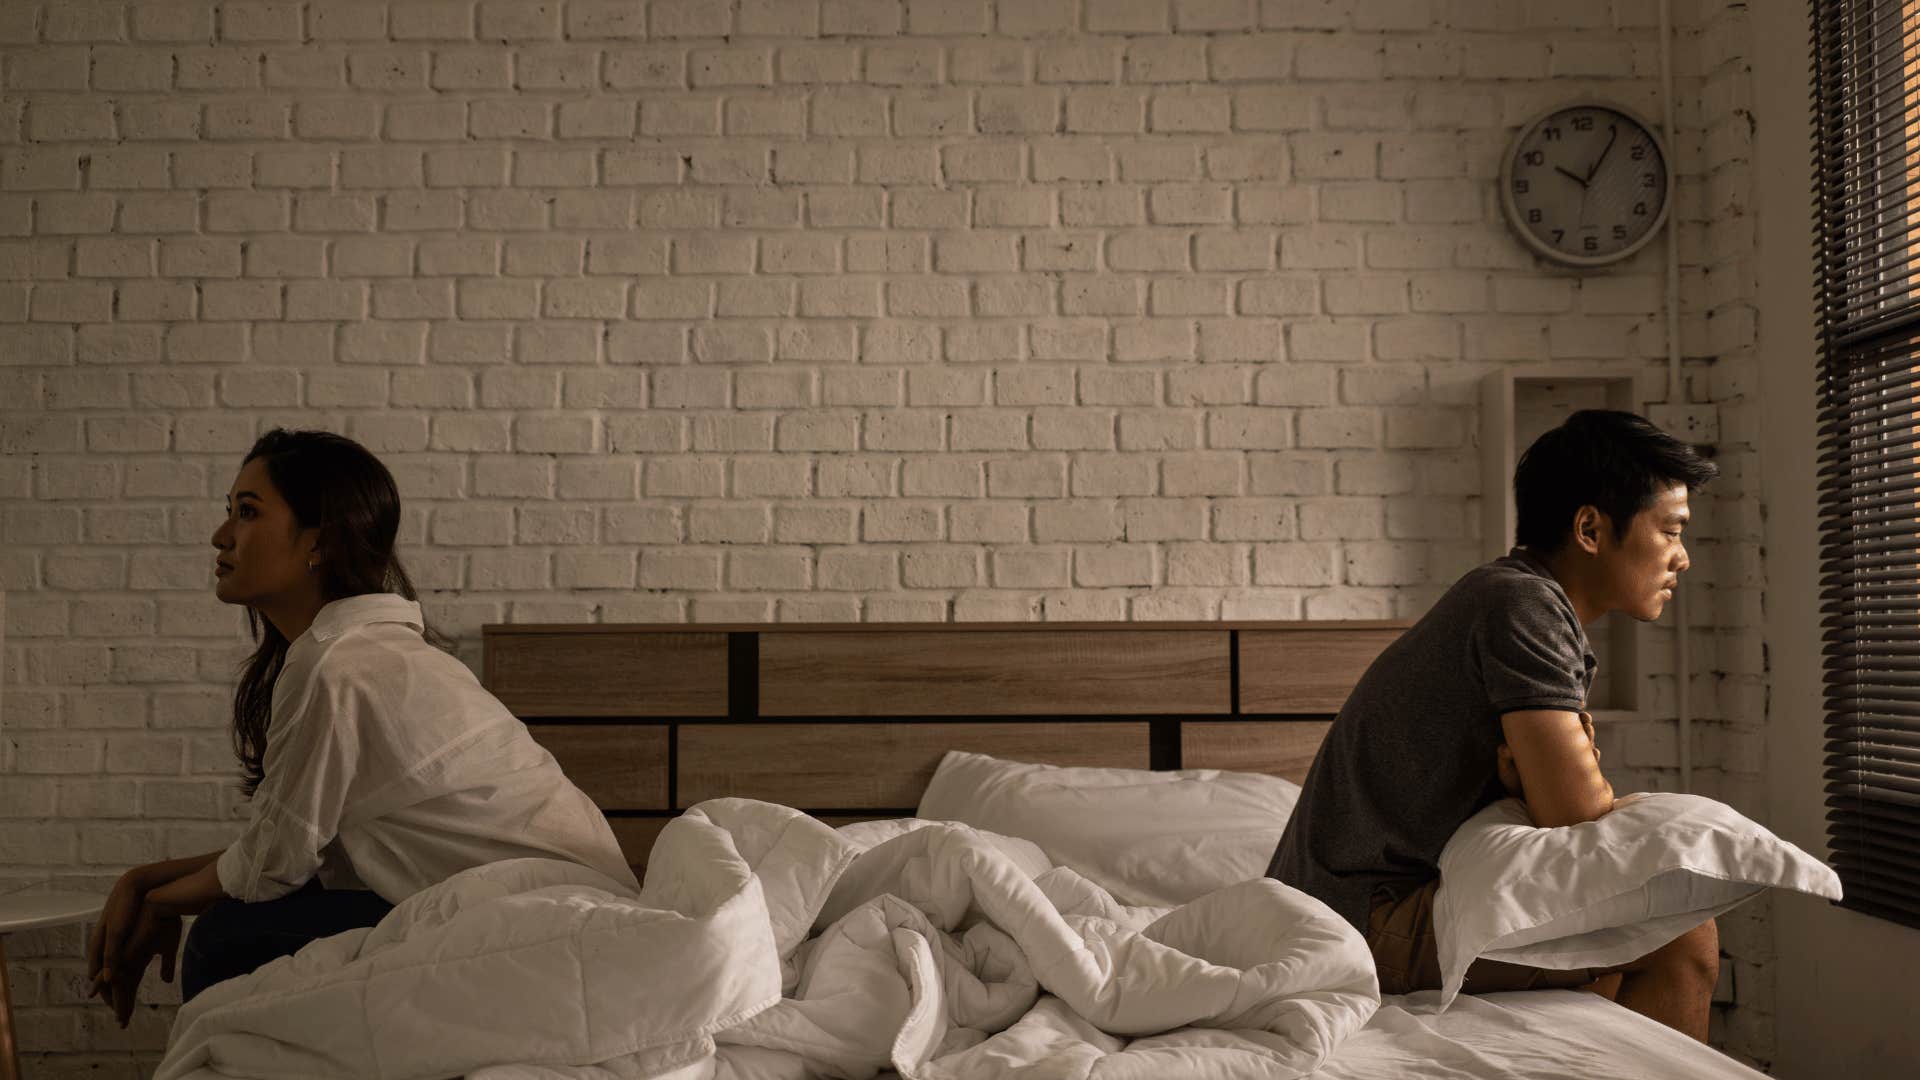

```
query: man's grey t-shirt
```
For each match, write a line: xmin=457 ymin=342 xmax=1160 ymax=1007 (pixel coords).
xmin=1265 ymin=546 xmax=1597 ymax=935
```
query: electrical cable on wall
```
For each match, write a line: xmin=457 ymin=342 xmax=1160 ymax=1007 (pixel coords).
xmin=1660 ymin=0 xmax=1693 ymax=795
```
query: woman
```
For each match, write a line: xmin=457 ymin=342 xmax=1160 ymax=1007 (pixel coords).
xmin=86 ymin=429 xmax=638 ymax=1026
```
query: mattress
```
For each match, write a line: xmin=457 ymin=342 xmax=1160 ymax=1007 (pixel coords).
xmin=1314 ymin=989 xmax=1768 ymax=1080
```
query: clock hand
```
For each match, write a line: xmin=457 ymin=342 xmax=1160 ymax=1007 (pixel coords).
xmin=1584 ymin=124 xmax=1619 ymax=184
xmin=1554 ymin=164 xmax=1590 ymax=189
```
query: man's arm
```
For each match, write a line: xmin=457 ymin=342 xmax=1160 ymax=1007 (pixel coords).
xmin=1499 ymin=709 xmax=1614 ymax=828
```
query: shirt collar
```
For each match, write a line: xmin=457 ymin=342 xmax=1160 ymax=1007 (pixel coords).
xmin=1506 ymin=545 xmax=1553 ymax=578
xmin=307 ymin=593 xmax=424 ymax=643
xmin=1505 ymin=545 xmax=1596 ymax=658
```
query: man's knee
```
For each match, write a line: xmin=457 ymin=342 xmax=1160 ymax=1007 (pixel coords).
xmin=1634 ymin=918 xmax=1719 ymax=985
xmin=1675 ymin=917 xmax=1720 ymax=982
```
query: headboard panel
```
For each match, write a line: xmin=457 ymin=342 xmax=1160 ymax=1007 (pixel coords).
xmin=758 ymin=630 xmax=1230 ymax=715
xmin=483 ymin=620 xmax=1407 ymax=872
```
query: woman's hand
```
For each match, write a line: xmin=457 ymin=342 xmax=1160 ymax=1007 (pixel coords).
xmin=95 ymin=903 xmax=182 ymax=1028
xmin=87 ymin=860 xmax=195 ymax=1022
xmin=86 ymin=866 xmax=155 ymax=997
xmin=89 ymin=857 xmax=233 ymax=1025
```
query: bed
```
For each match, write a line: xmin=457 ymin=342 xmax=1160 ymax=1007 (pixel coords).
xmin=155 ymin=619 xmax=1769 ymax=1080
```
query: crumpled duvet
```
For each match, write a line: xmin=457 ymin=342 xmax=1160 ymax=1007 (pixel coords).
xmin=158 ymin=799 xmax=1379 ymax=1080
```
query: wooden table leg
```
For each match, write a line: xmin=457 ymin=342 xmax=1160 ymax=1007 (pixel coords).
xmin=0 ymin=933 xmax=19 ymax=1080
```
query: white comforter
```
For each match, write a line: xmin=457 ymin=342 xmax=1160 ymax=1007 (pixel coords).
xmin=157 ymin=799 xmax=1379 ymax=1080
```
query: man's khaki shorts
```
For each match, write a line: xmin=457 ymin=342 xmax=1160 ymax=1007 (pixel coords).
xmin=1366 ymin=878 xmax=1624 ymax=996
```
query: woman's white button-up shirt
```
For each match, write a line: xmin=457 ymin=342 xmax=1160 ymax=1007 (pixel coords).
xmin=216 ymin=593 xmax=640 ymax=903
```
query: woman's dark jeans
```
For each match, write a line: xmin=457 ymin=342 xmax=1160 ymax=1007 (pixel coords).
xmin=180 ymin=878 xmax=394 ymax=1002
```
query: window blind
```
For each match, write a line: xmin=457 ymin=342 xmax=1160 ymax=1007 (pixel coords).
xmin=1814 ymin=0 xmax=1920 ymax=930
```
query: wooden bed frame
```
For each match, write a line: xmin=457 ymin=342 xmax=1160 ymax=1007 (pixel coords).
xmin=481 ymin=620 xmax=1408 ymax=873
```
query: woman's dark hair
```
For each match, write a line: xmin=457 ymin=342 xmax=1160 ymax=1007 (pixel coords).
xmin=231 ymin=428 xmax=446 ymax=798
xmin=1512 ymin=409 xmax=1719 ymax=554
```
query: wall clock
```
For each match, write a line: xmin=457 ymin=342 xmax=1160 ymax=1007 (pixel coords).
xmin=1500 ymin=101 xmax=1675 ymax=269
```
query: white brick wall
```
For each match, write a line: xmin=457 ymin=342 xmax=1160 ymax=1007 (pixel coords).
xmin=0 ymin=0 xmax=1771 ymax=1072
xmin=1682 ymin=0 xmax=1769 ymax=1067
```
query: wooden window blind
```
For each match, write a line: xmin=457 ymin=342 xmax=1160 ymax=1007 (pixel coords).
xmin=1814 ymin=0 xmax=1920 ymax=929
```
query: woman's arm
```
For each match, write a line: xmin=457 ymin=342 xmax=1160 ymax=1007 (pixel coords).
xmin=142 ymin=858 xmax=231 ymax=918
xmin=129 ymin=849 xmax=224 ymax=893
xmin=219 ymin=669 xmax=365 ymax=902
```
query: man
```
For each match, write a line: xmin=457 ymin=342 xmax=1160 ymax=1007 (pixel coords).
xmin=1266 ymin=409 xmax=1722 ymax=1041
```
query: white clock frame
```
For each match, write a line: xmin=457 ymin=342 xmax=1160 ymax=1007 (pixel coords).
xmin=1498 ymin=99 xmax=1676 ymax=270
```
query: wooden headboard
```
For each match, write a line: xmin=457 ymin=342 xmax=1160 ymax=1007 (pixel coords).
xmin=481 ymin=620 xmax=1408 ymax=872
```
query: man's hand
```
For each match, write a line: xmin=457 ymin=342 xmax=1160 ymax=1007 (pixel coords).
xmin=1496 ymin=742 xmax=1526 ymax=802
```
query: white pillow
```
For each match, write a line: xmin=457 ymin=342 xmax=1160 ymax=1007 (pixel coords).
xmin=1432 ymin=793 xmax=1841 ymax=1009
xmin=914 ymin=750 xmax=1301 ymax=908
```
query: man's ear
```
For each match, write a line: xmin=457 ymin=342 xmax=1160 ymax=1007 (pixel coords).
xmin=1571 ymin=505 xmax=1606 ymax=555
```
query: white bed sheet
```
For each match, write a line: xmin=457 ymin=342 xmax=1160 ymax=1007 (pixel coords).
xmin=1311 ymin=989 xmax=1767 ymax=1080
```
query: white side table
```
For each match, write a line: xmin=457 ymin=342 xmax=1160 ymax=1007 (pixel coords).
xmin=0 ymin=891 xmax=105 ymax=1080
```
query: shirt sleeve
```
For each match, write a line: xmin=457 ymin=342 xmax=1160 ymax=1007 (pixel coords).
xmin=1474 ymin=582 xmax=1591 ymax=717
xmin=216 ymin=669 xmax=363 ymax=903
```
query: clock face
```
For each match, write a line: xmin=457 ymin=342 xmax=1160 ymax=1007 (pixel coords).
xmin=1504 ymin=104 xmax=1671 ymax=266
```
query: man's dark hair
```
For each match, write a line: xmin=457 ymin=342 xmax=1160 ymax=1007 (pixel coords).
xmin=1512 ymin=409 xmax=1719 ymax=553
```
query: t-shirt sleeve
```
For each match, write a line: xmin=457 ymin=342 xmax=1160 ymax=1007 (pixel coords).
xmin=1474 ymin=583 xmax=1591 ymax=716
xmin=216 ymin=670 xmax=362 ymax=903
